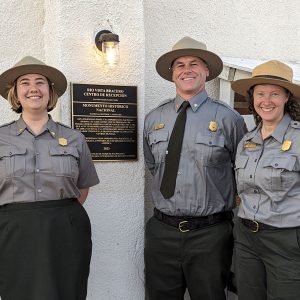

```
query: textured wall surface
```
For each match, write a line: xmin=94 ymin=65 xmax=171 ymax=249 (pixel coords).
xmin=0 ymin=1 xmax=299 ymax=299
xmin=144 ymin=0 xmax=300 ymax=113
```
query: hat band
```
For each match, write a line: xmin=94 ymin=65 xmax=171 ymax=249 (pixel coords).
xmin=253 ymin=74 xmax=290 ymax=82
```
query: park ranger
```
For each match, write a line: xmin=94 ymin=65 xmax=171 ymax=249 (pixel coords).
xmin=143 ymin=36 xmax=246 ymax=300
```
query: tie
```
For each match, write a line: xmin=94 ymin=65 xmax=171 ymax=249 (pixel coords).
xmin=160 ymin=101 xmax=189 ymax=199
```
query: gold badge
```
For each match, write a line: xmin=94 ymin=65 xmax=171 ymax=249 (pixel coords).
xmin=208 ymin=121 xmax=218 ymax=132
xmin=281 ymin=140 xmax=292 ymax=151
xmin=154 ymin=123 xmax=165 ymax=130
xmin=244 ymin=142 xmax=257 ymax=148
xmin=58 ymin=138 xmax=68 ymax=146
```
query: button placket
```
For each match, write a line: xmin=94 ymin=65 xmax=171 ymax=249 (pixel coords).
xmin=34 ymin=137 xmax=42 ymax=198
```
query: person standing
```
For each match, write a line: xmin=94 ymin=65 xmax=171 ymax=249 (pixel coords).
xmin=143 ymin=36 xmax=246 ymax=300
xmin=0 ymin=56 xmax=99 ymax=300
xmin=232 ymin=60 xmax=300 ymax=300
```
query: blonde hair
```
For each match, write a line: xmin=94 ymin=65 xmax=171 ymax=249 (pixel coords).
xmin=7 ymin=78 xmax=59 ymax=113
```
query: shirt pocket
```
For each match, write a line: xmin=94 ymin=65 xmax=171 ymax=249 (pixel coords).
xmin=49 ymin=146 xmax=79 ymax=178
xmin=194 ymin=132 xmax=229 ymax=166
xmin=235 ymin=155 xmax=249 ymax=194
xmin=0 ymin=145 xmax=26 ymax=178
xmin=148 ymin=130 xmax=169 ymax=163
xmin=261 ymin=155 xmax=297 ymax=191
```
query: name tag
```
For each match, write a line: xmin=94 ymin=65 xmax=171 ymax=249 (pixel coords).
xmin=244 ymin=142 xmax=256 ymax=148
xmin=154 ymin=123 xmax=165 ymax=130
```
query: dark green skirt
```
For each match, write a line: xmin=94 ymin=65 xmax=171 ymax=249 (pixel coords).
xmin=0 ymin=199 xmax=92 ymax=300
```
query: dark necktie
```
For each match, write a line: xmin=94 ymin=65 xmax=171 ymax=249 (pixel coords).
xmin=160 ymin=101 xmax=189 ymax=199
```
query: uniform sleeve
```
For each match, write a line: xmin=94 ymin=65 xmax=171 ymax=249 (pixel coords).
xmin=230 ymin=116 xmax=247 ymax=163
xmin=77 ymin=133 xmax=100 ymax=188
xmin=143 ymin=118 xmax=156 ymax=175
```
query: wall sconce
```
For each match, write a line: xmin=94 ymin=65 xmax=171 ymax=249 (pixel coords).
xmin=95 ymin=30 xmax=120 ymax=67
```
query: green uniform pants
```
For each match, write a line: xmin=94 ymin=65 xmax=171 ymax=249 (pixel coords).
xmin=145 ymin=216 xmax=233 ymax=300
xmin=234 ymin=219 xmax=300 ymax=300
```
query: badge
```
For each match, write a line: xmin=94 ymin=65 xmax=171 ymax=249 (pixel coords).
xmin=244 ymin=142 xmax=257 ymax=148
xmin=281 ymin=140 xmax=292 ymax=151
xmin=51 ymin=131 xmax=56 ymax=137
xmin=208 ymin=121 xmax=218 ymax=132
xmin=154 ymin=123 xmax=165 ymax=130
xmin=58 ymin=138 xmax=68 ymax=146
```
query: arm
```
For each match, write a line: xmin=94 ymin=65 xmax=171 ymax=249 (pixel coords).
xmin=230 ymin=116 xmax=248 ymax=162
xmin=143 ymin=123 xmax=156 ymax=175
xmin=78 ymin=187 xmax=90 ymax=204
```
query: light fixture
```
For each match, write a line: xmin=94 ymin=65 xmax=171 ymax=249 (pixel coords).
xmin=95 ymin=30 xmax=120 ymax=67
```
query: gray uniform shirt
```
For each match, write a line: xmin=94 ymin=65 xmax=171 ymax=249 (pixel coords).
xmin=144 ymin=90 xmax=246 ymax=216
xmin=0 ymin=116 xmax=99 ymax=205
xmin=236 ymin=113 xmax=300 ymax=227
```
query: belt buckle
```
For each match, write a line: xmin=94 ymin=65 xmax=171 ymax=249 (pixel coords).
xmin=178 ymin=220 xmax=189 ymax=233
xmin=250 ymin=220 xmax=259 ymax=233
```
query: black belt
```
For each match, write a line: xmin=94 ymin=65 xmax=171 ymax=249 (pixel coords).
xmin=240 ymin=218 xmax=278 ymax=232
xmin=154 ymin=208 xmax=233 ymax=232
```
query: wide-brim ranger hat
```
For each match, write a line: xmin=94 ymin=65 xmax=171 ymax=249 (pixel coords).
xmin=231 ymin=60 xmax=300 ymax=99
xmin=155 ymin=36 xmax=223 ymax=82
xmin=0 ymin=56 xmax=67 ymax=99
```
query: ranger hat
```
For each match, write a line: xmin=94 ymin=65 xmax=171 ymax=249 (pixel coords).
xmin=231 ymin=60 xmax=300 ymax=99
xmin=0 ymin=56 xmax=67 ymax=99
xmin=155 ymin=36 xmax=223 ymax=82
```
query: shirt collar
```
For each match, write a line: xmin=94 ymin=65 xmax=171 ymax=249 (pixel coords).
xmin=245 ymin=113 xmax=291 ymax=144
xmin=15 ymin=117 xmax=28 ymax=135
xmin=245 ymin=125 xmax=263 ymax=145
xmin=15 ymin=115 xmax=57 ymax=138
xmin=270 ymin=113 xmax=291 ymax=143
xmin=174 ymin=90 xmax=208 ymax=112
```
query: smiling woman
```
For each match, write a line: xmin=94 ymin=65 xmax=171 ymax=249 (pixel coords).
xmin=253 ymin=84 xmax=289 ymax=138
xmin=0 ymin=56 xmax=99 ymax=300
xmin=14 ymin=74 xmax=51 ymax=122
xmin=231 ymin=60 xmax=300 ymax=300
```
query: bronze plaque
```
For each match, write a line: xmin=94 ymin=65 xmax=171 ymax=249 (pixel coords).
xmin=71 ymin=83 xmax=137 ymax=161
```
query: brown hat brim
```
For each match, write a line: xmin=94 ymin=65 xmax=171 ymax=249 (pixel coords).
xmin=155 ymin=48 xmax=223 ymax=82
xmin=231 ymin=77 xmax=300 ymax=99
xmin=0 ymin=63 xmax=67 ymax=99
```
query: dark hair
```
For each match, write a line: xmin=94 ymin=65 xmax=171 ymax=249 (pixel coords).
xmin=246 ymin=85 xmax=300 ymax=125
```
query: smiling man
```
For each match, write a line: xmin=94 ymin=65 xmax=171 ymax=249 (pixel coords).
xmin=143 ymin=37 xmax=247 ymax=300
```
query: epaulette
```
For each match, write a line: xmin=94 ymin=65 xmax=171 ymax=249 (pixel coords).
xmin=248 ymin=126 xmax=257 ymax=133
xmin=209 ymin=97 xmax=233 ymax=109
xmin=0 ymin=120 xmax=15 ymax=128
xmin=157 ymin=98 xmax=173 ymax=108
xmin=290 ymin=120 xmax=300 ymax=129
xmin=146 ymin=98 xmax=174 ymax=115
xmin=208 ymin=97 xmax=243 ymax=118
xmin=56 ymin=122 xmax=72 ymax=129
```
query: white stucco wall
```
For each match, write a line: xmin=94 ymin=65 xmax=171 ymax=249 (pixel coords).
xmin=144 ymin=0 xmax=300 ymax=112
xmin=0 ymin=1 xmax=300 ymax=299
